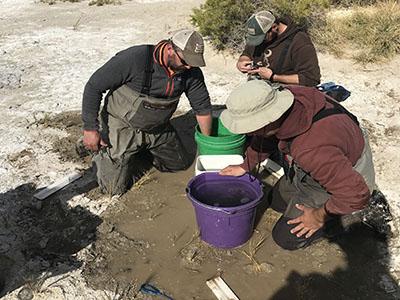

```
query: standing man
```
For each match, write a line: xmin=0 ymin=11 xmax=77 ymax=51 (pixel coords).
xmin=219 ymin=80 xmax=376 ymax=250
xmin=82 ymin=29 xmax=212 ymax=195
xmin=237 ymin=11 xmax=321 ymax=86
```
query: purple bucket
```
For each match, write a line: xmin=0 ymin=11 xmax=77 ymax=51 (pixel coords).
xmin=186 ymin=172 xmax=264 ymax=248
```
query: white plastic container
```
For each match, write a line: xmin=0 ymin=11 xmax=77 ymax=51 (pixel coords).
xmin=260 ymin=158 xmax=284 ymax=179
xmin=195 ymin=155 xmax=244 ymax=176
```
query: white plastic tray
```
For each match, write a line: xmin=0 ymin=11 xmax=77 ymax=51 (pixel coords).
xmin=195 ymin=155 xmax=244 ymax=175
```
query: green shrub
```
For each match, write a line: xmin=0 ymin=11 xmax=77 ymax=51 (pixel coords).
xmin=191 ymin=0 xmax=329 ymax=51
xmin=89 ymin=0 xmax=120 ymax=6
xmin=191 ymin=0 xmax=258 ymax=51
xmin=271 ymin=0 xmax=330 ymax=28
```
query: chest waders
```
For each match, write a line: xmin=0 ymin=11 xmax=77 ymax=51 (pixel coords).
xmin=94 ymin=46 xmax=190 ymax=195
xmin=269 ymin=98 xmax=377 ymax=250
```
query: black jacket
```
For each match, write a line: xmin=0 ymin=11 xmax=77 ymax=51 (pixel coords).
xmin=82 ymin=42 xmax=211 ymax=130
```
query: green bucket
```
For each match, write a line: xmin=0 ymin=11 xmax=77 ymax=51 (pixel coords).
xmin=195 ymin=118 xmax=246 ymax=155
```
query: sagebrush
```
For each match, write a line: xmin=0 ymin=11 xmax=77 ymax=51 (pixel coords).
xmin=191 ymin=0 xmax=329 ymax=51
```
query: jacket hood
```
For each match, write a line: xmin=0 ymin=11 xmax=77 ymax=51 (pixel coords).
xmin=276 ymin=86 xmax=326 ymax=140
xmin=267 ymin=19 xmax=301 ymax=49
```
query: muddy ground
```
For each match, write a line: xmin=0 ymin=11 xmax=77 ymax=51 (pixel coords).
xmin=2 ymin=110 xmax=397 ymax=300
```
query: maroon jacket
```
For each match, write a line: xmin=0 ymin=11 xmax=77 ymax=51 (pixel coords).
xmin=240 ymin=86 xmax=370 ymax=215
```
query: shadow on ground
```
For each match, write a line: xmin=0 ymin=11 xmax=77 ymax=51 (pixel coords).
xmin=271 ymin=225 xmax=399 ymax=299
xmin=0 ymin=169 xmax=102 ymax=297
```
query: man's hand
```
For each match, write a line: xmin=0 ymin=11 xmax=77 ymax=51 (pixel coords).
xmin=287 ymin=205 xmax=327 ymax=238
xmin=83 ymin=130 xmax=107 ymax=152
xmin=247 ymin=66 xmax=274 ymax=80
xmin=219 ymin=165 xmax=246 ymax=176
xmin=236 ymin=55 xmax=253 ymax=73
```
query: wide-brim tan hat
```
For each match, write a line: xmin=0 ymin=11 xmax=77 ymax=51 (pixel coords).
xmin=220 ymin=80 xmax=294 ymax=134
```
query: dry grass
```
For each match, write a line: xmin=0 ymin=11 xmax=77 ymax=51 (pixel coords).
xmin=240 ymin=234 xmax=267 ymax=273
xmin=178 ymin=230 xmax=200 ymax=256
xmin=315 ymin=1 xmax=400 ymax=63
xmin=132 ymin=171 xmax=155 ymax=190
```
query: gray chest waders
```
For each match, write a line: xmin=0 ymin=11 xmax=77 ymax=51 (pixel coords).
xmin=94 ymin=46 xmax=185 ymax=196
xmin=105 ymin=85 xmax=179 ymax=133
xmin=103 ymin=45 xmax=179 ymax=133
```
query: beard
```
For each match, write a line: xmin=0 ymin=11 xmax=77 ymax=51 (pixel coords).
xmin=267 ymin=31 xmax=279 ymax=42
xmin=167 ymin=57 xmax=187 ymax=73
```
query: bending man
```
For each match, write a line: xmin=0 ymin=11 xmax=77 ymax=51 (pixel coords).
xmin=219 ymin=80 xmax=375 ymax=250
xmin=82 ymin=29 xmax=212 ymax=195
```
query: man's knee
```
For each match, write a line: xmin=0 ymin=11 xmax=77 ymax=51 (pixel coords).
xmin=92 ymin=151 xmax=133 ymax=196
xmin=153 ymin=155 xmax=191 ymax=172
xmin=272 ymin=216 xmax=323 ymax=251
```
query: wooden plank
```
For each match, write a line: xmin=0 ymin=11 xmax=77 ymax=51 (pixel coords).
xmin=206 ymin=276 xmax=239 ymax=300
xmin=33 ymin=171 xmax=82 ymax=200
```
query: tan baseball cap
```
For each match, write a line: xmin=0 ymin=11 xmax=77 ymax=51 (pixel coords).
xmin=171 ymin=29 xmax=206 ymax=67
xmin=246 ymin=11 xmax=276 ymax=46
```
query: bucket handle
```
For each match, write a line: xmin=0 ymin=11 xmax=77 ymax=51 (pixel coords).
xmin=221 ymin=209 xmax=238 ymax=215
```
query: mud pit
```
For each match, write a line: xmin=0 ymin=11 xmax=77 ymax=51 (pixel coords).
xmin=11 ymin=111 xmax=395 ymax=300
xmin=82 ymin=170 xmax=397 ymax=300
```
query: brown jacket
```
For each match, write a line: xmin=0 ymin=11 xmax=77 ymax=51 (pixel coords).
xmin=242 ymin=19 xmax=321 ymax=87
xmin=240 ymin=86 xmax=371 ymax=215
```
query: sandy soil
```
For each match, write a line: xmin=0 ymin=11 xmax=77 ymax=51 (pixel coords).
xmin=0 ymin=0 xmax=400 ymax=299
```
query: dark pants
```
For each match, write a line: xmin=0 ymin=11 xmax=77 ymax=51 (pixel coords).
xmin=269 ymin=171 xmax=331 ymax=251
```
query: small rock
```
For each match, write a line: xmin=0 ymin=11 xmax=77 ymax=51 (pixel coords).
xmin=258 ymin=262 xmax=274 ymax=273
xmin=17 ymin=287 xmax=33 ymax=300
xmin=39 ymin=237 xmax=48 ymax=249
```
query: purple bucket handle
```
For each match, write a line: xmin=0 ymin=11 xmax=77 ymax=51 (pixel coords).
xmin=222 ymin=209 xmax=238 ymax=215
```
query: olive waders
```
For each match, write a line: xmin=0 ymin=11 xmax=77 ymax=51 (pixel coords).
xmin=93 ymin=47 xmax=191 ymax=195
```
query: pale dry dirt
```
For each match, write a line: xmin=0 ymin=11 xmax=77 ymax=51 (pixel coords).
xmin=0 ymin=0 xmax=400 ymax=299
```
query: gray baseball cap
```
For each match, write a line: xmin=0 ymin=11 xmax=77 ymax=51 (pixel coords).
xmin=246 ymin=11 xmax=276 ymax=46
xmin=171 ymin=29 xmax=206 ymax=67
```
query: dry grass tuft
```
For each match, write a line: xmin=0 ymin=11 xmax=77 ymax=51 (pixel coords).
xmin=132 ymin=171 xmax=155 ymax=190
xmin=241 ymin=234 xmax=267 ymax=273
